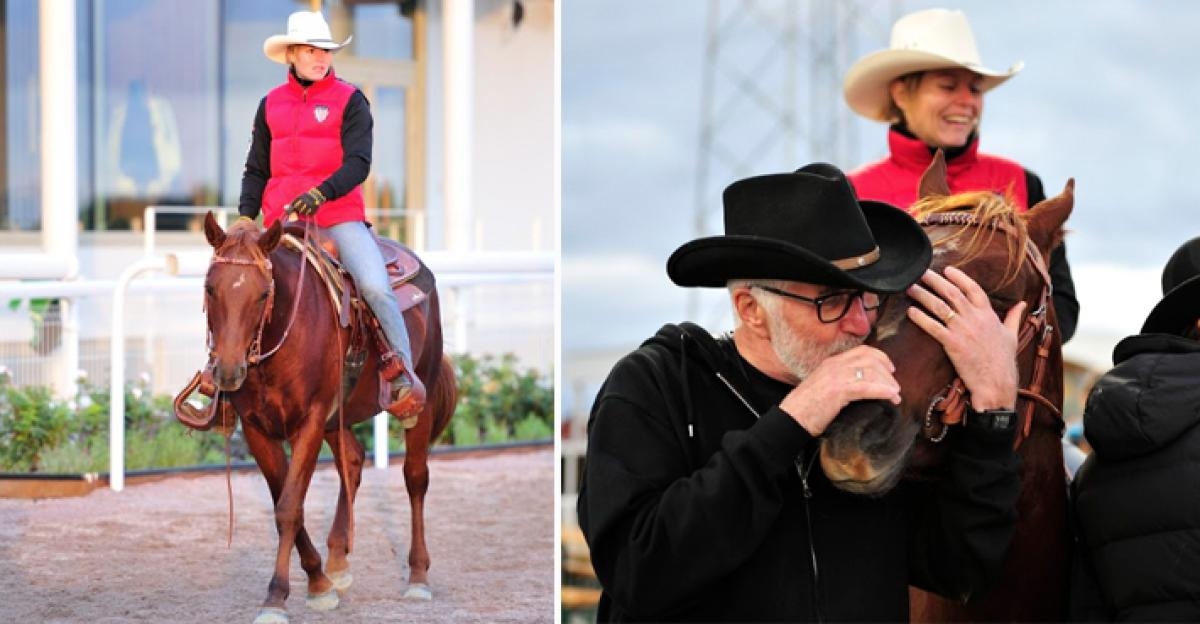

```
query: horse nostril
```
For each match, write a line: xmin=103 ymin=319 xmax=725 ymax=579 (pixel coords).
xmin=859 ymin=403 xmax=902 ymax=450
xmin=828 ymin=400 xmax=887 ymax=442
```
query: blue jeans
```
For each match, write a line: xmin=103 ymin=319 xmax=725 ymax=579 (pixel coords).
xmin=323 ymin=222 xmax=413 ymax=366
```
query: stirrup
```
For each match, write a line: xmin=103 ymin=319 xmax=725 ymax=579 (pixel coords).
xmin=174 ymin=370 xmax=234 ymax=436
xmin=387 ymin=370 xmax=426 ymax=429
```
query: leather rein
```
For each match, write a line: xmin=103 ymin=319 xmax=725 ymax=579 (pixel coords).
xmin=207 ymin=219 xmax=311 ymax=365
xmin=916 ymin=212 xmax=1062 ymax=449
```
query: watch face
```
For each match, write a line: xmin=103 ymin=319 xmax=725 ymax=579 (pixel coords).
xmin=971 ymin=408 xmax=1017 ymax=431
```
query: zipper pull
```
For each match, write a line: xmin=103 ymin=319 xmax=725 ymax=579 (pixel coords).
xmin=795 ymin=456 xmax=813 ymax=499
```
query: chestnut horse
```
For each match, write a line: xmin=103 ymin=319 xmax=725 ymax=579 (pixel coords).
xmin=183 ymin=213 xmax=455 ymax=623
xmin=821 ymin=158 xmax=1074 ymax=621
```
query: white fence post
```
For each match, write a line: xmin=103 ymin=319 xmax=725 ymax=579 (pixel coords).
xmin=109 ymin=256 xmax=178 ymax=491
xmin=374 ymin=412 xmax=389 ymax=469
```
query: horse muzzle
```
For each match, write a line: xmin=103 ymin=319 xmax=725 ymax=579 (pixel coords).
xmin=819 ymin=399 xmax=921 ymax=497
xmin=213 ymin=361 xmax=248 ymax=392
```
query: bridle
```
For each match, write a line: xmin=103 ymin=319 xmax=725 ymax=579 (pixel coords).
xmin=916 ymin=212 xmax=1062 ymax=449
xmin=207 ymin=220 xmax=311 ymax=365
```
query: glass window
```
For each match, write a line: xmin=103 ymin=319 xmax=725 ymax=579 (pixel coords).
xmin=220 ymin=0 xmax=303 ymax=210
xmin=349 ymin=2 xmax=413 ymax=61
xmin=88 ymin=0 xmax=220 ymax=230
xmin=370 ymin=85 xmax=407 ymax=241
xmin=3 ymin=2 xmax=40 ymax=231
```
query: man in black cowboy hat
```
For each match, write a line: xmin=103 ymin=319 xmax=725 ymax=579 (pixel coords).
xmin=1070 ymin=236 xmax=1200 ymax=621
xmin=576 ymin=163 xmax=1025 ymax=622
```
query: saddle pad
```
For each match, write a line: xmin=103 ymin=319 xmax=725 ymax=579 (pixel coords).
xmin=280 ymin=233 xmax=344 ymax=319
xmin=279 ymin=232 xmax=428 ymax=318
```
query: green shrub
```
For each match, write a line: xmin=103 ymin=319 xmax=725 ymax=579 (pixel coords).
xmin=0 ymin=351 xmax=552 ymax=473
xmin=0 ymin=371 xmax=72 ymax=471
xmin=348 ymin=352 xmax=554 ymax=449
xmin=439 ymin=353 xmax=554 ymax=446
xmin=513 ymin=413 xmax=553 ymax=440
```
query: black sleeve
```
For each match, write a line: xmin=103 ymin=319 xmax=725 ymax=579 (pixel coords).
xmin=577 ymin=358 xmax=811 ymax=620
xmin=1026 ymin=170 xmax=1079 ymax=343
xmin=316 ymin=89 xmax=373 ymax=201
xmin=907 ymin=416 xmax=1021 ymax=602
xmin=238 ymin=97 xmax=271 ymax=219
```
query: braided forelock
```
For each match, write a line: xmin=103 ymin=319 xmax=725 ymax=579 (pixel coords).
xmin=911 ymin=190 xmax=1030 ymax=288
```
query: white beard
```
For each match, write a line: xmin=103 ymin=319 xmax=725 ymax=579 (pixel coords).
xmin=766 ymin=312 xmax=864 ymax=380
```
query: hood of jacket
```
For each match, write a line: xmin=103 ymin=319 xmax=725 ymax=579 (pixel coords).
xmin=642 ymin=321 xmax=731 ymax=373
xmin=1084 ymin=333 xmax=1200 ymax=460
xmin=640 ymin=322 xmax=748 ymax=443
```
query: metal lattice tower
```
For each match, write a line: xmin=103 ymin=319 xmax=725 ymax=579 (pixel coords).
xmin=689 ymin=0 xmax=900 ymax=320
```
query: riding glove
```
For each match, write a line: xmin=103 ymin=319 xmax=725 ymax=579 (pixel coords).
xmin=290 ymin=187 xmax=326 ymax=216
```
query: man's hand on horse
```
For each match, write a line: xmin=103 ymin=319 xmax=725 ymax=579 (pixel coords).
xmin=289 ymin=187 xmax=326 ymax=216
xmin=905 ymin=266 xmax=1023 ymax=411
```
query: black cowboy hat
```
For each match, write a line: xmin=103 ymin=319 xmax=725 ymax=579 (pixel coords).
xmin=667 ymin=163 xmax=932 ymax=293
xmin=1141 ymin=236 xmax=1200 ymax=335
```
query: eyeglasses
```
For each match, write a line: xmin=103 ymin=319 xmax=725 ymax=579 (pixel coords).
xmin=752 ymin=284 xmax=884 ymax=324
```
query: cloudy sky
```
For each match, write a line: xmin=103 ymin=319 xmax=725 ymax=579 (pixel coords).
xmin=561 ymin=1 xmax=1200 ymax=415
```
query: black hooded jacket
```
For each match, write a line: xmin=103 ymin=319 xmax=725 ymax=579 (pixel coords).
xmin=1070 ymin=334 xmax=1200 ymax=621
xmin=577 ymin=323 xmax=1021 ymax=622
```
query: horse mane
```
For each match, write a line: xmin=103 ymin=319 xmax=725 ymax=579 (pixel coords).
xmin=216 ymin=219 xmax=272 ymax=267
xmin=910 ymin=190 xmax=1030 ymax=288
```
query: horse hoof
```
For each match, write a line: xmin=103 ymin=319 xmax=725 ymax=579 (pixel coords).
xmin=404 ymin=583 xmax=432 ymax=601
xmin=253 ymin=607 xmax=289 ymax=624
xmin=328 ymin=569 xmax=354 ymax=591
xmin=305 ymin=588 xmax=340 ymax=611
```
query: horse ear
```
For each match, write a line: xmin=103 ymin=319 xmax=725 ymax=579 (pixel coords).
xmin=203 ymin=211 xmax=225 ymax=249
xmin=1025 ymin=178 xmax=1075 ymax=254
xmin=918 ymin=149 xmax=951 ymax=199
xmin=258 ymin=219 xmax=283 ymax=254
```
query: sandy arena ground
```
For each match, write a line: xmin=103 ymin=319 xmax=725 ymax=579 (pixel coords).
xmin=0 ymin=447 xmax=554 ymax=623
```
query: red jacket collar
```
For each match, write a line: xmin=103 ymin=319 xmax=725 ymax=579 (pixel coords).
xmin=887 ymin=126 xmax=980 ymax=172
xmin=285 ymin=67 xmax=338 ymax=96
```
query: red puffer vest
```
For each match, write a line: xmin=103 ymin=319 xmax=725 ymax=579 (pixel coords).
xmin=849 ymin=128 xmax=1030 ymax=212
xmin=262 ymin=69 xmax=364 ymax=227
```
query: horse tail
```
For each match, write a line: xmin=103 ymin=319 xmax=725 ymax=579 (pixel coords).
xmin=427 ymin=354 xmax=457 ymax=443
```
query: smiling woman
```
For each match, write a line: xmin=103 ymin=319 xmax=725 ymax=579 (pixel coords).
xmin=843 ymin=7 xmax=1080 ymax=347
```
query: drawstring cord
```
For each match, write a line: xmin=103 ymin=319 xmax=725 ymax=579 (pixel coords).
xmin=679 ymin=331 xmax=699 ymax=469
xmin=714 ymin=350 xmax=825 ymax=624
xmin=680 ymin=331 xmax=696 ymax=439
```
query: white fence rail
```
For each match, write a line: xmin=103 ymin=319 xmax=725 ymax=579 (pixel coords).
xmin=1 ymin=252 xmax=553 ymax=490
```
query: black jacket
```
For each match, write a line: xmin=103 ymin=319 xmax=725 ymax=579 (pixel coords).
xmin=578 ymin=323 xmax=1021 ymax=622
xmin=1070 ymin=334 xmax=1200 ymax=621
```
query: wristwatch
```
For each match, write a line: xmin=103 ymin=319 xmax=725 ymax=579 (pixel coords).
xmin=965 ymin=407 xmax=1017 ymax=432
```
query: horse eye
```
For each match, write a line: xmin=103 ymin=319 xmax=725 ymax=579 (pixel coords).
xmin=259 ymin=291 xmax=270 ymax=302
xmin=205 ymin=285 xmax=215 ymax=297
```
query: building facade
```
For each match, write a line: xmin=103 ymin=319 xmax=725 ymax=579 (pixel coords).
xmin=0 ymin=0 xmax=555 ymax=395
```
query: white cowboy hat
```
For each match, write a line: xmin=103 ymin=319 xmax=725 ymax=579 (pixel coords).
xmin=843 ymin=8 xmax=1023 ymax=122
xmin=262 ymin=11 xmax=353 ymax=65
